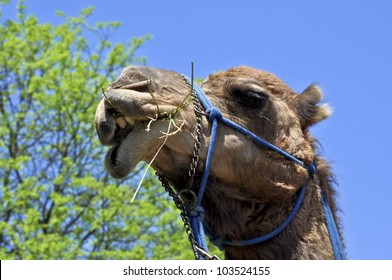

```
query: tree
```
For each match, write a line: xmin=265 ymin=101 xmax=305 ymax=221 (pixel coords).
xmin=0 ymin=1 xmax=218 ymax=259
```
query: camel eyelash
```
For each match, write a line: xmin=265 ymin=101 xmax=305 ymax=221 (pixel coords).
xmin=231 ymin=88 xmax=268 ymax=109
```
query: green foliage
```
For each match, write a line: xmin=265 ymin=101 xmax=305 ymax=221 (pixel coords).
xmin=0 ymin=1 xmax=223 ymax=260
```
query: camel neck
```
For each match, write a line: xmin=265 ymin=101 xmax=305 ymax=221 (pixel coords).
xmin=201 ymin=178 xmax=335 ymax=259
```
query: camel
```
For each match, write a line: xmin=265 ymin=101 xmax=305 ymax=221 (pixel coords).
xmin=95 ymin=65 xmax=345 ymax=260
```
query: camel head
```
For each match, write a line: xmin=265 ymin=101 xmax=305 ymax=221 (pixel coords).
xmin=95 ymin=66 xmax=331 ymax=203
xmin=95 ymin=65 xmax=343 ymax=259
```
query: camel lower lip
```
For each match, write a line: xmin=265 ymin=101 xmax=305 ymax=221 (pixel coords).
xmin=109 ymin=143 xmax=120 ymax=165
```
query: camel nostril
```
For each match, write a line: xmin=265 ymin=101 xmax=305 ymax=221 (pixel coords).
xmin=118 ymin=80 xmax=153 ymax=93
xmin=110 ymin=66 xmax=159 ymax=90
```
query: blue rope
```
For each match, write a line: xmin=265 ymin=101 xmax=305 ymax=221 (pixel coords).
xmin=222 ymin=179 xmax=307 ymax=247
xmin=188 ymin=118 xmax=219 ymax=259
xmin=321 ymin=191 xmax=347 ymax=259
xmin=183 ymin=75 xmax=345 ymax=260
xmin=221 ymin=116 xmax=304 ymax=166
xmin=197 ymin=118 xmax=219 ymax=206
xmin=189 ymin=206 xmax=208 ymax=259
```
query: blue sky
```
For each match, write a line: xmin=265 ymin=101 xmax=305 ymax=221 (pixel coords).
xmin=3 ymin=0 xmax=392 ymax=260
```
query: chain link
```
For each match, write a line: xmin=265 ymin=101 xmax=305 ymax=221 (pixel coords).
xmin=185 ymin=75 xmax=205 ymax=190
xmin=157 ymin=174 xmax=219 ymax=260
xmin=157 ymin=174 xmax=198 ymax=259
xmin=156 ymin=75 xmax=219 ymax=260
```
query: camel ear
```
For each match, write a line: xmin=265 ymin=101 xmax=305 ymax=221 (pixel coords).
xmin=296 ymin=84 xmax=332 ymax=127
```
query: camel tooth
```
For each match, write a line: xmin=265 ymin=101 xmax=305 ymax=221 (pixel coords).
xmin=115 ymin=117 xmax=127 ymax=129
xmin=124 ymin=116 xmax=136 ymax=125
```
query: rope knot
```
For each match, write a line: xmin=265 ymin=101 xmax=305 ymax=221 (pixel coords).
xmin=188 ymin=205 xmax=205 ymax=220
xmin=207 ymin=106 xmax=223 ymax=121
xmin=307 ymin=162 xmax=317 ymax=176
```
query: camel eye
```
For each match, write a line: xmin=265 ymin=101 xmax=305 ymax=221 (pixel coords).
xmin=231 ymin=89 xmax=267 ymax=108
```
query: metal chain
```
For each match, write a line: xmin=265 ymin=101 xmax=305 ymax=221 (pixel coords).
xmin=157 ymin=174 xmax=219 ymax=260
xmin=180 ymin=74 xmax=205 ymax=190
xmin=156 ymin=174 xmax=198 ymax=257
xmin=156 ymin=75 xmax=219 ymax=260
xmin=187 ymin=90 xmax=204 ymax=189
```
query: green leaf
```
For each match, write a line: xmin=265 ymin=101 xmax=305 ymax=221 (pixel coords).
xmin=0 ymin=1 xmax=189 ymax=260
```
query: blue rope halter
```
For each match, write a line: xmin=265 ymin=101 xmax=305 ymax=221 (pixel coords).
xmin=182 ymin=75 xmax=346 ymax=260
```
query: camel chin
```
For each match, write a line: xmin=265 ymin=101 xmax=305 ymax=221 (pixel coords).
xmin=104 ymin=118 xmax=167 ymax=179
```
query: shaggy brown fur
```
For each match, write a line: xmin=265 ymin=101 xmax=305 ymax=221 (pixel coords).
xmin=95 ymin=66 xmax=344 ymax=259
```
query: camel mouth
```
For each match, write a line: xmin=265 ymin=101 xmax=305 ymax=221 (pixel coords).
xmin=104 ymin=118 xmax=147 ymax=179
xmin=108 ymin=121 xmax=140 ymax=163
xmin=103 ymin=114 xmax=169 ymax=179
xmin=96 ymin=75 xmax=187 ymax=179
